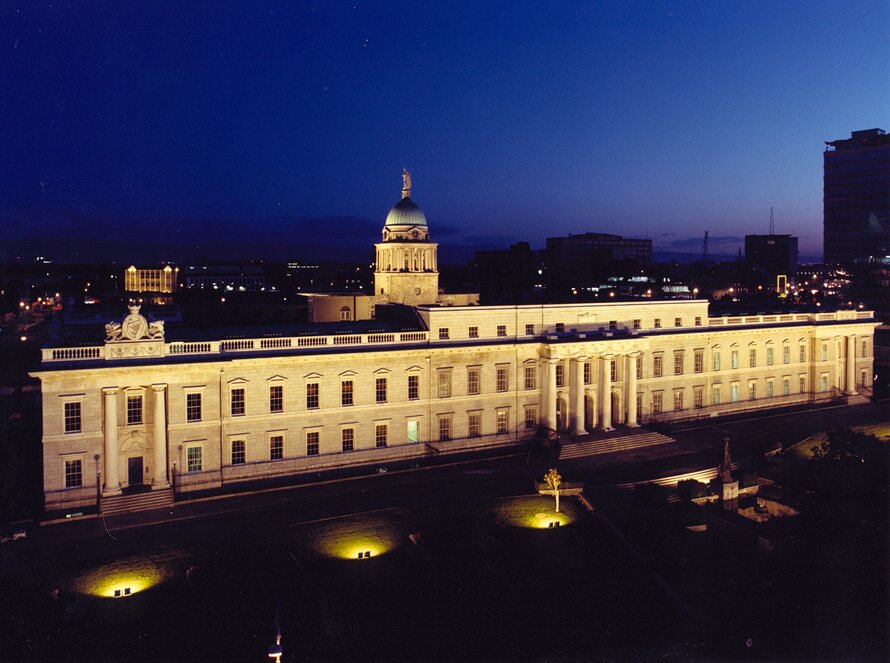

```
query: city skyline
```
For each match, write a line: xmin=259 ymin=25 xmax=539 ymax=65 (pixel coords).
xmin=3 ymin=2 xmax=889 ymax=259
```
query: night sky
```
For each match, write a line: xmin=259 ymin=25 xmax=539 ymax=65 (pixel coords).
xmin=3 ymin=1 xmax=889 ymax=262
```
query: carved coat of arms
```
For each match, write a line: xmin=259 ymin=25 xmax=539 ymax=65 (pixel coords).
xmin=106 ymin=305 xmax=164 ymax=342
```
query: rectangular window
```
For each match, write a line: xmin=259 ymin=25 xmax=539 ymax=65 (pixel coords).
xmin=861 ymin=369 xmax=867 ymax=387
xmin=468 ymin=325 xmax=479 ymax=338
xmin=821 ymin=343 xmax=828 ymax=362
xmin=731 ymin=384 xmax=739 ymax=403
xmin=64 ymin=402 xmax=82 ymax=433
xmin=782 ymin=378 xmax=790 ymax=396
xmin=407 ymin=420 xmax=419 ymax=443
xmin=307 ymin=383 xmax=319 ymax=410
xmin=555 ymin=363 xmax=564 ymax=388
xmin=438 ymin=369 xmax=452 ymax=398
xmin=438 ymin=327 xmax=450 ymax=340
xmin=231 ymin=440 xmax=246 ymax=465
xmin=269 ymin=385 xmax=283 ymax=413
xmin=799 ymin=376 xmax=806 ymax=393
xmin=127 ymin=395 xmax=142 ymax=425
xmin=468 ymin=412 xmax=481 ymax=438
xmin=632 ymin=319 xmax=641 ymax=330
xmin=467 ymin=367 xmax=480 ymax=395
xmin=674 ymin=317 xmax=682 ymax=328
xmin=438 ymin=417 xmax=451 ymax=442
xmin=270 ymin=435 xmax=284 ymax=461
xmin=694 ymin=350 xmax=704 ymax=374
xmin=800 ymin=344 xmax=806 ymax=363
xmin=820 ymin=375 xmax=828 ymax=392
xmin=694 ymin=316 xmax=702 ymax=327
xmin=712 ymin=385 xmax=721 ymax=406
xmin=341 ymin=380 xmax=353 ymax=407
xmin=231 ymin=388 xmax=245 ymax=417
xmin=609 ymin=320 xmax=617 ymax=330
xmin=375 ymin=424 xmax=388 ymax=448
xmin=496 ymin=409 xmax=508 ymax=434
xmin=654 ymin=318 xmax=662 ymax=329
xmin=583 ymin=362 xmax=591 ymax=385
xmin=497 ymin=325 xmax=507 ymax=337
xmin=783 ymin=345 xmax=790 ymax=364
xmin=524 ymin=406 xmax=537 ymax=431
xmin=555 ymin=322 xmax=565 ymax=333
xmin=376 ymin=377 xmax=388 ymax=403
xmin=524 ymin=365 xmax=536 ymax=390
xmin=610 ymin=359 xmax=617 ymax=382
xmin=749 ymin=382 xmax=756 ymax=400
xmin=186 ymin=393 xmax=202 ymax=422
xmin=636 ymin=356 xmax=642 ymax=380
xmin=407 ymin=374 xmax=419 ymax=400
xmin=525 ymin=323 xmax=535 ymax=335
xmin=713 ymin=350 xmax=720 ymax=371
xmin=306 ymin=431 xmax=320 ymax=456
xmin=674 ymin=352 xmax=683 ymax=375
xmin=64 ymin=458 xmax=83 ymax=488
xmin=731 ymin=350 xmax=738 ymax=370
xmin=652 ymin=392 xmax=663 ymax=414
xmin=187 ymin=446 xmax=202 ymax=472
xmin=749 ymin=348 xmax=757 ymax=368
xmin=694 ymin=386 xmax=704 ymax=408
xmin=673 ymin=390 xmax=683 ymax=411
xmin=496 ymin=366 xmax=508 ymax=392
xmin=862 ymin=339 xmax=868 ymax=357
xmin=341 ymin=428 xmax=354 ymax=452
xmin=766 ymin=381 xmax=774 ymax=398
xmin=653 ymin=355 xmax=663 ymax=378
xmin=767 ymin=347 xmax=774 ymax=366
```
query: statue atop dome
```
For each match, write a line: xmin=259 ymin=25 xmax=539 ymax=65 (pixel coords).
xmin=402 ymin=168 xmax=412 ymax=199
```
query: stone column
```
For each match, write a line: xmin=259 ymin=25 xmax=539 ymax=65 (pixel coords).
xmin=151 ymin=384 xmax=170 ymax=488
xmin=600 ymin=355 xmax=613 ymax=431
xmin=572 ymin=357 xmax=586 ymax=435
xmin=544 ymin=358 xmax=558 ymax=433
xmin=846 ymin=335 xmax=857 ymax=395
xmin=626 ymin=352 xmax=639 ymax=427
xmin=102 ymin=387 xmax=121 ymax=496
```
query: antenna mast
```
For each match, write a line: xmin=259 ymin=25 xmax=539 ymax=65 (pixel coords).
xmin=769 ymin=206 xmax=775 ymax=235
xmin=702 ymin=230 xmax=709 ymax=263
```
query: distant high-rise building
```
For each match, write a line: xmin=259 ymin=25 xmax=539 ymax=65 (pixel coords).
xmin=823 ymin=128 xmax=890 ymax=265
xmin=545 ymin=232 xmax=651 ymax=292
xmin=745 ymin=234 xmax=798 ymax=279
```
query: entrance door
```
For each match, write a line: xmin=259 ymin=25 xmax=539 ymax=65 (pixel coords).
xmin=128 ymin=456 xmax=144 ymax=486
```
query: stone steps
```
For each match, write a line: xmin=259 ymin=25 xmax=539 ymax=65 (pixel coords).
xmin=559 ymin=431 xmax=675 ymax=460
xmin=101 ymin=487 xmax=173 ymax=517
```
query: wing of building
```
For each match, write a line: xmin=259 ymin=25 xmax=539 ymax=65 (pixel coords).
xmin=31 ymin=174 xmax=879 ymax=517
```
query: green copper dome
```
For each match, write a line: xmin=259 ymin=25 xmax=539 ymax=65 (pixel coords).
xmin=385 ymin=196 xmax=428 ymax=227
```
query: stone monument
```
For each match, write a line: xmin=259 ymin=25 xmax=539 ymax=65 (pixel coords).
xmin=718 ymin=436 xmax=739 ymax=511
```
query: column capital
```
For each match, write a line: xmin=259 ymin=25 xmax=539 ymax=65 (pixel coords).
xmin=102 ymin=386 xmax=119 ymax=396
xmin=151 ymin=383 xmax=168 ymax=392
xmin=628 ymin=350 xmax=642 ymax=358
xmin=573 ymin=355 xmax=588 ymax=363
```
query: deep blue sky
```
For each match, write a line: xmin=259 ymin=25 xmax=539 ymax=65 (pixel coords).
xmin=3 ymin=1 xmax=889 ymax=261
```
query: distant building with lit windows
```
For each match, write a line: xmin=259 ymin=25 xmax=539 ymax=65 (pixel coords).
xmin=124 ymin=265 xmax=177 ymax=293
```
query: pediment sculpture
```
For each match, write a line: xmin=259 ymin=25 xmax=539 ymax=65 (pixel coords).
xmin=106 ymin=304 xmax=164 ymax=342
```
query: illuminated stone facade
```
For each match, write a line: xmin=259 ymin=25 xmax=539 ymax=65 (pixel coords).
xmin=34 ymin=300 xmax=876 ymax=514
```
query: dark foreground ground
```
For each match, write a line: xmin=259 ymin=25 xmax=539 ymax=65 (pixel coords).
xmin=2 ymin=495 xmax=704 ymax=662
